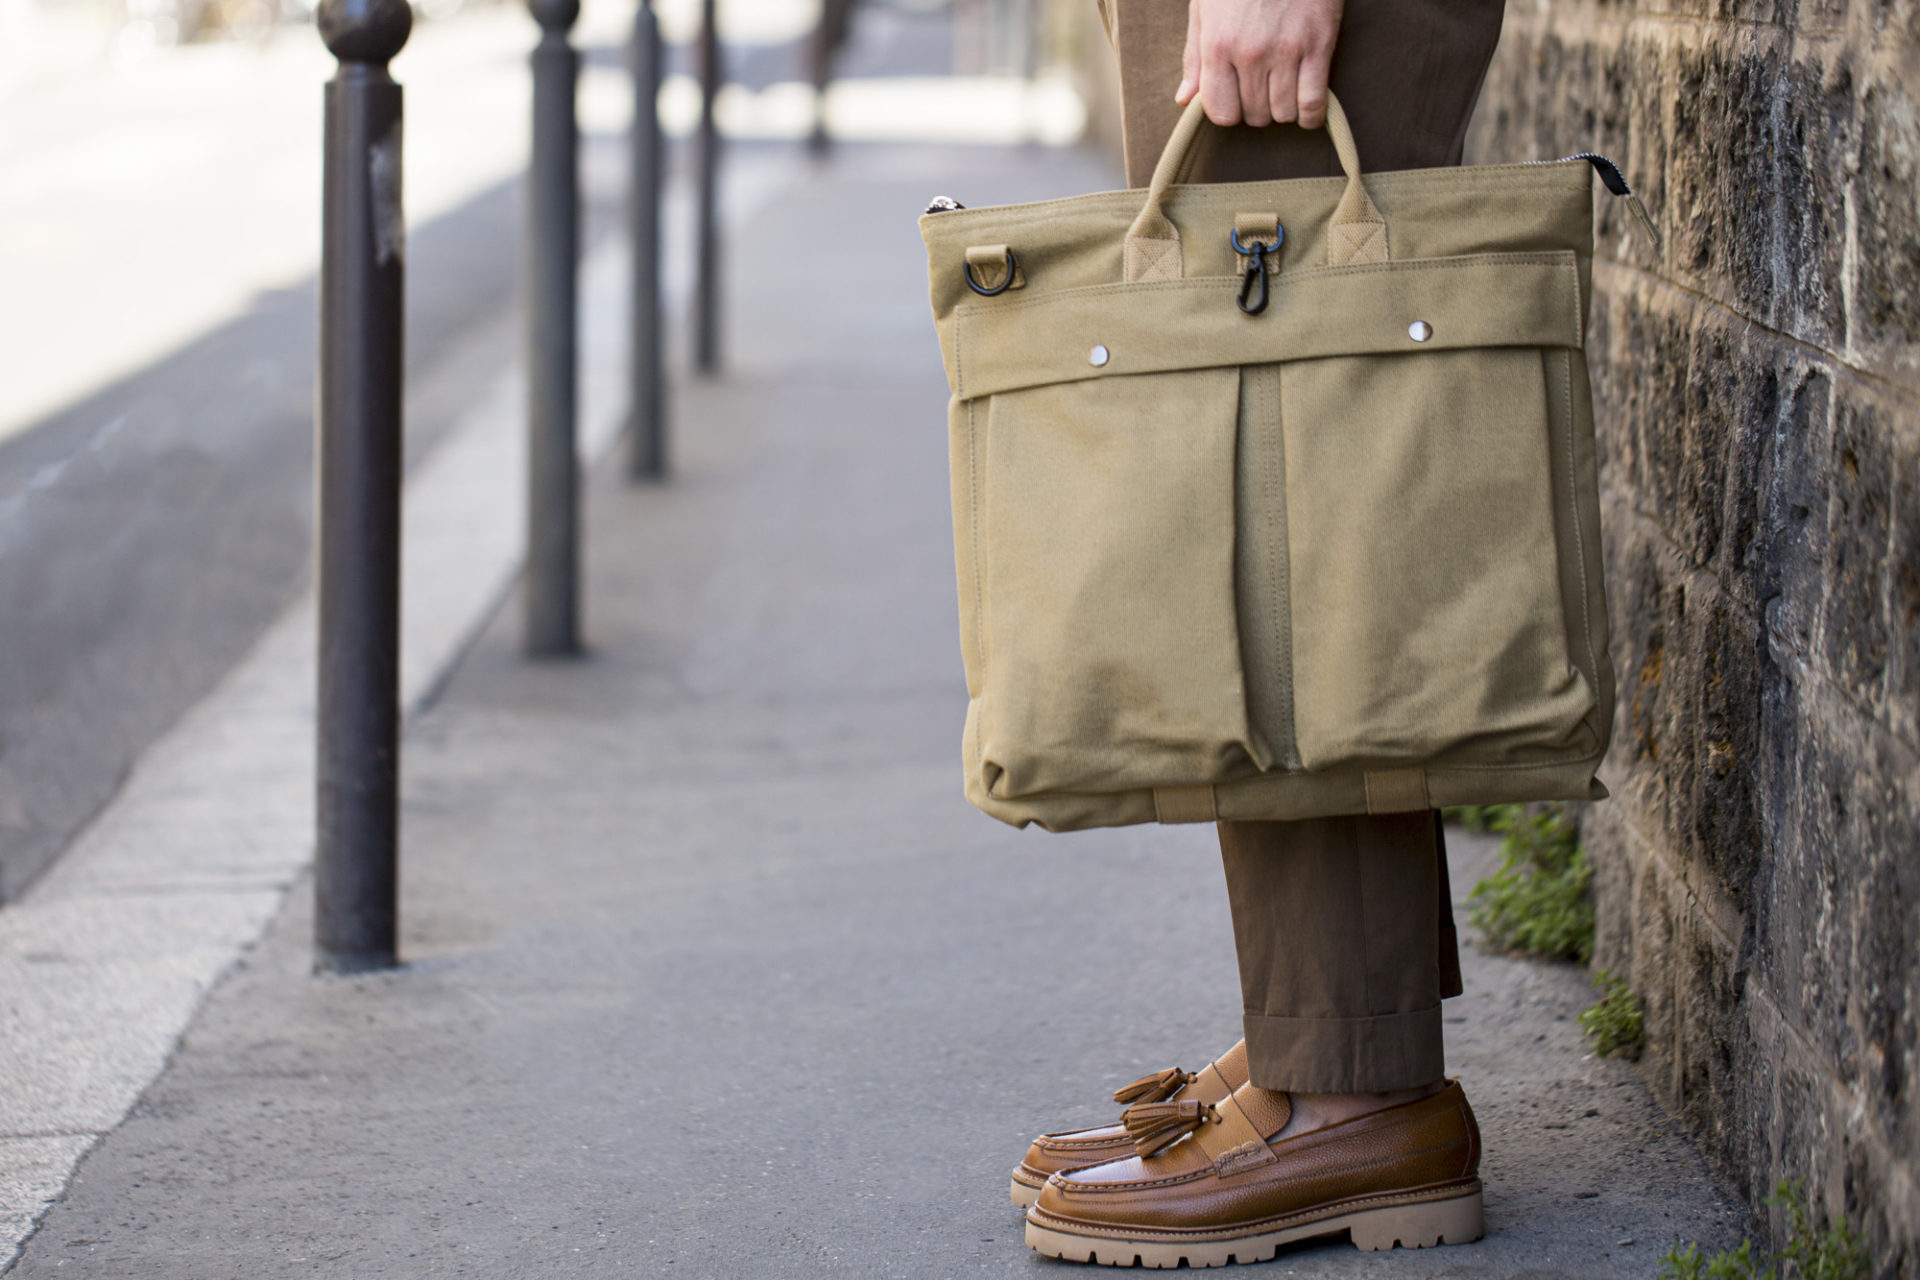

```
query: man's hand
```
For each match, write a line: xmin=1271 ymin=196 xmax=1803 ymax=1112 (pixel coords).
xmin=1175 ymin=0 xmax=1343 ymax=130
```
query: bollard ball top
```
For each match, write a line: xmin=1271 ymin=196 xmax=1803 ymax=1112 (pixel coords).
xmin=528 ymin=0 xmax=581 ymax=31
xmin=318 ymin=0 xmax=412 ymax=63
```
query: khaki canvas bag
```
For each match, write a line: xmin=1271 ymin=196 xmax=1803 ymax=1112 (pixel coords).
xmin=920 ymin=95 xmax=1658 ymax=832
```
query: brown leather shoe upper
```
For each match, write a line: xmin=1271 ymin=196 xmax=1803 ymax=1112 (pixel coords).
xmin=1031 ymin=1080 xmax=1481 ymax=1233
xmin=1014 ymin=1041 xmax=1250 ymax=1188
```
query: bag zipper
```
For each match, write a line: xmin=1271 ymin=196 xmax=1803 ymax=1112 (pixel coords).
xmin=1523 ymin=152 xmax=1662 ymax=252
xmin=923 ymin=152 xmax=1662 ymax=249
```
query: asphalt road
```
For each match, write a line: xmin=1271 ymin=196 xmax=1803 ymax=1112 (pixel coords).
xmin=0 ymin=152 xmax=621 ymax=902
xmin=6 ymin=137 xmax=1746 ymax=1278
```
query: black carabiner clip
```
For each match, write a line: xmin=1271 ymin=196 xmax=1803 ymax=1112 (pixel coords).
xmin=964 ymin=247 xmax=1018 ymax=297
xmin=1230 ymin=225 xmax=1282 ymax=316
xmin=1237 ymin=246 xmax=1270 ymax=315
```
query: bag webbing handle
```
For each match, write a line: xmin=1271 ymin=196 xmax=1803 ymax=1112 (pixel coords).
xmin=1123 ymin=91 xmax=1389 ymax=283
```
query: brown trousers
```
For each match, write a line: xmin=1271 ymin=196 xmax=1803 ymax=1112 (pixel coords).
xmin=1106 ymin=0 xmax=1506 ymax=1092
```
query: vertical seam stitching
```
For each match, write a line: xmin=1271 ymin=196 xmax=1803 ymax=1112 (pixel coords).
xmin=1257 ymin=367 xmax=1281 ymax=762
xmin=1560 ymin=347 xmax=1597 ymax=686
xmin=968 ymin=395 xmax=986 ymax=771
xmin=1568 ymin=260 xmax=1584 ymax=348
xmin=953 ymin=319 xmax=965 ymax=400
xmin=1264 ymin=365 xmax=1300 ymax=772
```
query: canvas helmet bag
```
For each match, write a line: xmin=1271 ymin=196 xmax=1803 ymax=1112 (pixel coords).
xmin=920 ymin=94 xmax=1657 ymax=833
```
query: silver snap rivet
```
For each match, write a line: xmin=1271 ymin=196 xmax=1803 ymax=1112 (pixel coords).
xmin=1089 ymin=344 xmax=1110 ymax=367
xmin=1408 ymin=321 xmax=1433 ymax=342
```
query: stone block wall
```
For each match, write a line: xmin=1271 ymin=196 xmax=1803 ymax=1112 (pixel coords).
xmin=1465 ymin=0 xmax=1919 ymax=1266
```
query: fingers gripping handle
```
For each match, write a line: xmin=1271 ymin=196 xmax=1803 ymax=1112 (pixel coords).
xmin=1122 ymin=91 xmax=1389 ymax=283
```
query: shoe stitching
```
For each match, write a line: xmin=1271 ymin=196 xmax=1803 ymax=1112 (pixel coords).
xmin=1213 ymin=1140 xmax=1274 ymax=1177
xmin=1455 ymin=1097 xmax=1478 ymax=1180
xmin=1037 ymin=1129 xmax=1130 ymax=1147
xmin=1054 ymin=1132 xmax=1466 ymax=1194
xmin=1056 ymin=1166 xmax=1217 ymax=1193
xmin=1033 ymin=1135 xmax=1133 ymax=1157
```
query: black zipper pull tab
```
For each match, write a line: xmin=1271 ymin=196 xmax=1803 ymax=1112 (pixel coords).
xmin=1619 ymin=190 xmax=1662 ymax=255
xmin=1565 ymin=154 xmax=1661 ymax=254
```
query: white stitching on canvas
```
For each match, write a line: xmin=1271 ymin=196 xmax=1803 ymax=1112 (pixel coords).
xmin=967 ymin=396 xmax=987 ymax=771
xmin=1568 ymin=261 xmax=1584 ymax=348
xmin=1560 ymin=347 xmax=1597 ymax=688
xmin=951 ymin=251 xmax=1579 ymax=320
xmin=1262 ymin=366 xmax=1300 ymax=772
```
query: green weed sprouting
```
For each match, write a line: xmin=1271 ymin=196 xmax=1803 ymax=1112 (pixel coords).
xmin=1445 ymin=804 xmax=1522 ymax=835
xmin=1464 ymin=802 xmax=1595 ymax=963
xmin=1577 ymin=969 xmax=1644 ymax=1058
xmin=1662 ymin=1238 xmax=1768 ymax=1280
xmin=1658 ymin=1180 xmax=1869 ymax=1280
xmin=1769 ymin=1179 xmax=1872 ymax=1280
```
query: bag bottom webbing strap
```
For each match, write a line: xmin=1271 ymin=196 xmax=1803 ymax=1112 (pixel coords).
xmin=1153 ymin=785 xmax=1219 ymax=824
xmin=1153 ymin=770 xmax=1424 ymax=823
xmin=1362 ymin=768 xmax=1430 ymax=814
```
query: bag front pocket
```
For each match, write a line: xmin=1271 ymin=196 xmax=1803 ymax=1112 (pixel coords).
xmin=972 ymin=366 xmax=1258 ymax=798
xmin=1279 ymin=346 xmax=1598 ymax=771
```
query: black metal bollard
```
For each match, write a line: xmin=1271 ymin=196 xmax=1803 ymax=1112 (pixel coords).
xmin=808 ymin=0 xmax=853 ymax=155
xmin=627 ymin=0 xmax=667 ymax=479
xmin=692 ymin=0 xmax=720 ymax=374
xmin=314 ymin=0 xmax=411 ymax=975
xmin=525 ymin=0 xmax=582 ymax=657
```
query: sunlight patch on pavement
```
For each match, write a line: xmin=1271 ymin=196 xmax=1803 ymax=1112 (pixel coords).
xmin=652 ymin=0 xmax=823 ymax=46
xmin=578 ymin=71 xmax=1088 ymax=145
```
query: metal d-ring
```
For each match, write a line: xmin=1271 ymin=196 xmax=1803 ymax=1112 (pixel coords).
xmin=1229 ymin=226 xmax=1283 ymax=257
xmin=964 ymin=247 xmax=1018 ymax=297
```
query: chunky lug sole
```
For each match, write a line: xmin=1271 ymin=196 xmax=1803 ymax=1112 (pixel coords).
xmin=1012 ymin=1176 xmax=1044 ymax=1209
xmin=1025 ymin=1182 xmax=1483 ymax=1268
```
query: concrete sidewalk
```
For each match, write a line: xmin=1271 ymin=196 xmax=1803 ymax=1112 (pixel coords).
xmin=6 ymin=140 xmax=1745 ymax=1277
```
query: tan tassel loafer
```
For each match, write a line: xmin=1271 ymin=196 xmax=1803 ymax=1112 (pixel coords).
xmin=1009 ymin=1042 xmax=1249 ymax=1208
xmin=1025 ymin=1079 xmax=1484 ymax=1266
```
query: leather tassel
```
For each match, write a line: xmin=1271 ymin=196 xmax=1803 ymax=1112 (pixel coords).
xmin=1112 ymin=1066 xmax=1190 ymax=1106
xmin=1122 ymin=1099 xmax=1214 ymax=1157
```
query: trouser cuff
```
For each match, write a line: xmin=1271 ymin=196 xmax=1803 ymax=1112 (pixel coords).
xmin=1243 ymin=1006 xmax=1446 ymax=1093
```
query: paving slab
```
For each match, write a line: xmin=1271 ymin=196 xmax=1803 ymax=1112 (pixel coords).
xmin=5 ymin=139 xmax=1746 ymax=1278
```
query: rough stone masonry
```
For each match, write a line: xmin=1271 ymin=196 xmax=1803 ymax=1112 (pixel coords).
xmin=1466 ymin=0 xmax=1920 ymax=1268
